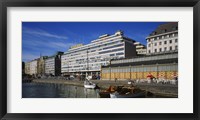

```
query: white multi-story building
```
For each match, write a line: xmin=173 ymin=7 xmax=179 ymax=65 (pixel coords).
xmin=45 ymin=57 xmax=55 ymax=76
xmin=61 ymin=31 xmax=137 ymax=76
xmin=146 ymin=22 xmax=178 ymax=54
xmin=45 ymin=52 xmax=63 ymax=76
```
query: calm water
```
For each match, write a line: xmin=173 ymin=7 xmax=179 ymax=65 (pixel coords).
xmin=22 ymin=83 xmax=174 ymax=98
xmin=22 ymin=83 xmax=100 ymax=98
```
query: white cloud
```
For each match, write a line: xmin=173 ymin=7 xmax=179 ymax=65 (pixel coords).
xmin=23 ymin=27 xmax=68 ymax=39
xmin=23 ymin=39 xmax=76 ymax=50
xmin=49 ymin=42 xmax=76 ymax=49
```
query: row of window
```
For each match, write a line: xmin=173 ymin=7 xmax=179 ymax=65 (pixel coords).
xmin=102 ymin=43 xmax=124 ymax=50
xmin=147 ymin=33 xmax=178 ymax=42
xmin=68 ymin=67 xmax=101 ymax=71
xmin=66 ymin=43 xmax=124 ymax=59
xmin=148 ymin=39 xmax=178 ymax=47
xmin=67 ymin=40 xmax=123 ymax=55
xmin=99 ymin=48 xmax=124 ymax=54
xmin=148 ymin=46 xmax=178 ymax=53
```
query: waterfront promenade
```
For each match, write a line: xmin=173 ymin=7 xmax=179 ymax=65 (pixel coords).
xmin=32 ymin=79 xmax=178 ymax=97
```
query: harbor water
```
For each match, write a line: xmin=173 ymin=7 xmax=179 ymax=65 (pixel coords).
xmin=22 ymin=82 xmax=175 ymax=98
xmin=22 ymin=83 xmax=100 ymax=98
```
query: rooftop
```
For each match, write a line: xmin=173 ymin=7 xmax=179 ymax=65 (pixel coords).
xmin=148 ymin=22 xmax=178 ymax=37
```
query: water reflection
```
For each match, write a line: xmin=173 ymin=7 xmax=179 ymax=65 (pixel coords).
xmin=22 ymin=83 xmax=99 ymax=98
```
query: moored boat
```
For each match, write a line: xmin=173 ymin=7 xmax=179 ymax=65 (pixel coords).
xmin=99 ymin=86 xmax=123 ymax=98
xmin=84 ymin=80 xmax=96 ymax=89
xmin=110 ymin=91 xmax=146 ymax=98
xmin=110 ymin=87 xmax=146 ymax=98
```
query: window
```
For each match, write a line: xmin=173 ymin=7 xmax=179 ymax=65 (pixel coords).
xmin=148 ymin=44 xmax=151 ymax=47
xmin=164 ymin=41 xmax=167 ymax=44
xmin=159 ymin=42 xmax=162 ymax=45
xmin=148 ymin=50 xmax=151 ymax=53
xmin=154 ymin=49 xmax=157 ymax=53
xmin=162 ymin=29 xmax=167 ymax=33
xmin=170 ymin=46 xmax=172 ymax=50
xmin=164 ymin=47 xmax=167 ymax=51
xmin=154 ymin=43 xmax=157 ymax=46
xmin=116 ymin=52 xmax=124 ymax=55
xmin=170 ymin=40 xmax=172 ymax=44
xmin=172 ymin=27 xmax=176 ymax=31
xmin=159 ymin=48 xmax=162 ymax=52
xmin=175 ymin=39 xmax=178 ymax=43
xmin=175 ymin=46 xmax=178 ymax=50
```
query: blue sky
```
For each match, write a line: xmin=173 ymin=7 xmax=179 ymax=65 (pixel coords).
xmin=22 ymin=22 xmax=166 ymax=62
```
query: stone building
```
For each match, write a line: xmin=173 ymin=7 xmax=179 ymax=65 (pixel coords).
xmin=146 ymin=22 xmax=178 ymax=54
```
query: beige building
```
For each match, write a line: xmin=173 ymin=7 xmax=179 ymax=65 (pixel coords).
xmin=134 ymin=42 xmax=146 ymax=55
xmin=25 ymin=59 xmax=38 ymax=75
xmin=37 ymin=56 xmax=48 ymax=76
xmin=146 ymin=22 xmax=178 ymax=54
xmin=29 ymin=60 xmax=38 ymax=75
xmin=25 ymin=62 xmax=31 ymax=75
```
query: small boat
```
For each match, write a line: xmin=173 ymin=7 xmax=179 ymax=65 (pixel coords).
xmin=99 ymin=86 xmax=123 ymax=98
xmin=99 ymin=86 xmax=116 ymax=98
xmin=110 ymin=87 xmax=146 ymax=98
xmin=84 ymin=80 xmax=96 ymax=89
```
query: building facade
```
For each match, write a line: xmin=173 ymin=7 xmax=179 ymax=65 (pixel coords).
xmin=61 ymin=31 xmax=137 ymax=76
xmin=134 ymin=42 xmax=146 ymax=55
xmin=101 ymin=51 xmax=178 ymax=80
xmin=146 ymin=22 xmax=178 ymax=54
xmin=25 ymin=62 xmax=30 ymax=75
xmin=45 ymin=52 xmax=63 ymax=76
xmin=37 ymin=56 xmax=48 ymax=76
xmin=29 ymin=60 xmax=38 ymax=75
xmin=25 ymin=60 xmax=38 ymax=75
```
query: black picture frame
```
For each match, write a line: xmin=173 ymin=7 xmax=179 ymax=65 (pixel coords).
xmin=0 ymin=0 xmax=199 ymax=120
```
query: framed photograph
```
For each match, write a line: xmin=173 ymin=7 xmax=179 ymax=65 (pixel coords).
xmin=0 ymin=0 xmax=199 ymax=120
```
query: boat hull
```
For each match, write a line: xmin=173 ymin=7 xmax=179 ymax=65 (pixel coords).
xmin=99 ymin=92 xmax=111 ymax=98
xmin=110 ymin=92 xmax=146 ymax=98
xmin=84 ymin=84 xmax=96 ymax=89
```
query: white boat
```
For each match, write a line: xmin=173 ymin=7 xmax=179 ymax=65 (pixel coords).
xmin=84 ymin=80 xmax=96 ymax=89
